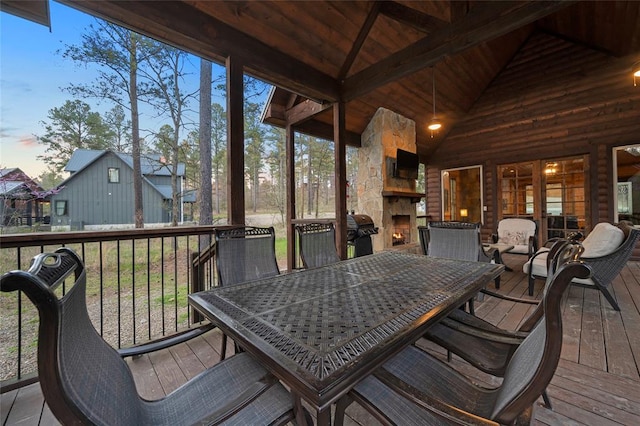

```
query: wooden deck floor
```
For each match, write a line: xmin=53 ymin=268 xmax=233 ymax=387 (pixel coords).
xmin=2 ymin=255 xmax=639 ymax=425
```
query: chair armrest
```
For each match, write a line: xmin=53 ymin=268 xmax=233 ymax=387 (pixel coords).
xmin=479 ymin=289 xmax=539 ymax=305
xmin=373 ymin=368 xmax=500 ymax=425
xmin=118 ymin=323 xmax=214 ymax=358
xmin=525 ymin=247 xmax=555 ymax=281
xmin=541 ymin=237 xmax=563 ymax=248
xmin=527 ymin=235 xmax=538 ymax=257
xmin=479 ymin=246 xmax=496 ymax=263
xmin=440 ymin=317 xmax=528 ymax=344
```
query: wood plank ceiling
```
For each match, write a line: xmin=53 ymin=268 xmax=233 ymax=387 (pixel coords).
xmin=59 ymin=1 xmax=640 ymax=159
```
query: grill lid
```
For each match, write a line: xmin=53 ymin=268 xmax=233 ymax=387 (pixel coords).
xmin=347 ymin=214 xmax=374 ymax=229
xmin=347 ymin=214 xmax=378 ymax=241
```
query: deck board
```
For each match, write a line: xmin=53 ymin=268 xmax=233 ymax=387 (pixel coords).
xmin=2 ymin=259 xmax=639 ymax=425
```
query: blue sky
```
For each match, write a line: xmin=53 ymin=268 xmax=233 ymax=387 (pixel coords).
xmin=1 ymin=2 xmax=228 ymax=179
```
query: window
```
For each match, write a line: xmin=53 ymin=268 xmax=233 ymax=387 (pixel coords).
xmin=55 ymin=200 xmax=68 ymax=216
xmin=614 ymin=144 xmax=640 ymax=225
xmin=441 ymin=165 xmax=483 ymax=223
xmin=498 ymin=162 xmax=534 ymax=217
xmin=108 ymin=167 xmax=120 ymax=183
xmin=498 ymin=157 xmax=588 ymax=240
xmin=544 ymin=157 xmax=586 ymax=239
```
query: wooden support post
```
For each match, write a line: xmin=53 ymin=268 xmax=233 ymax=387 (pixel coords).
xmin=334 ymin=102 xmax=347 ymax=259
xmin=286 ymin=124 xmax=296 ymax=271
xmin=226 ymin=55 xmax=245 ymax=225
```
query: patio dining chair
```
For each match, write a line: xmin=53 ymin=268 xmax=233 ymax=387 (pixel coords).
xmin=295 ymin=222 xmax=341 ymax=269
xmin=0 ymin=247 xmax=305 ymax=426
xmin=334 ymin=257 xmax=591 ymax=426
xmin=419 ymin=221 xmax=496 ymax=264
xmin=424 ymin=239 xmax=581 ymax=409
xmin=419 ymin=221 xmax=500 ymax=313
xmin=214 ymin=225 xmax=280 ymax=358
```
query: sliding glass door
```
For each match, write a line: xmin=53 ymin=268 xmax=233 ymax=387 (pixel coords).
xmin=442 ymin=165 xmax=483 ymax=223
xmin=498 ymin=156 xmax=588 ymax=241
xmin=614 ymin=145 xmax=640 ymax=225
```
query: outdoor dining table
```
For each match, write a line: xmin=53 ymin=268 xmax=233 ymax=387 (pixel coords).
xmin=189 ymin=251 xmax=504 ymax=425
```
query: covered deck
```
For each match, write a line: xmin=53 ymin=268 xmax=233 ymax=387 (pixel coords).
xmin=3 ymin=255 xmax=639 ymax=425
xmin=1 ymin=1 xmax=639 ymax=424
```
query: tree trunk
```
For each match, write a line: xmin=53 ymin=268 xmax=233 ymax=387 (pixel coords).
xmin=130 ymin=35 xmax=144 ymax=228
xmin=199 ymin=59 xmax=213 ymax=226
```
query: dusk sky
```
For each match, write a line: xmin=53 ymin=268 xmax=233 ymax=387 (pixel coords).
xmin=1 ymin=2 xmax=228 ymax=181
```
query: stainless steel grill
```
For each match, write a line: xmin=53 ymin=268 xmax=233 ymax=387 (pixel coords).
xmin=346 ymin=214 xmax=378 ymax=257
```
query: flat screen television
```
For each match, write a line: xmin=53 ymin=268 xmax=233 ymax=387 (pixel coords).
xmin=394 ymin=148 xmax=419 ymax=179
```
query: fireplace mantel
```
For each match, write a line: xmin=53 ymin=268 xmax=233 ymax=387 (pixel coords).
xmin=382 ymin=191 xmax=425 ymax=204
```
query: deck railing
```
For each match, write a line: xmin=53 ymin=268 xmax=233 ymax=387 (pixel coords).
xmin=0 ymin=226 xmax=228 ymax=389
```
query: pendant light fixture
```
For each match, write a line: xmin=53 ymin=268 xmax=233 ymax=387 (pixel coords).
xmin=634 ymin=61 xmax=640 ymax=87
xmin=428 ymin=67 xmax=442 ymax=137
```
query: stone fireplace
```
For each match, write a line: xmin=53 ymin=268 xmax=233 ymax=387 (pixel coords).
xmin=391 ymin=215 xmax=411 ymax=246
xmin=356 ymin=107 xmax=424 ymax=252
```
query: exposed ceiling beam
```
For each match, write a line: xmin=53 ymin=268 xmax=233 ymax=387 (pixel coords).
xmin=295 ymin=121 xmax=361 ymax=148
xmin=285 ymin=100 xmax=333 ymax=126
xmin=378 ymin=1 xmax=447 ymax=33
xmin=342 ymin=1 xmax=576 ymax=101
xmin=60 ymin=0 xmax=340 ymax=103
xmin=338 ymin=1 xmax=381 ymax=80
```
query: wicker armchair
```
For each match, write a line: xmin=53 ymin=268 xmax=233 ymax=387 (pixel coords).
xmin=295 ymin=222 xmax=341 ymax=269
xmin=334 ymin=258 xmax=591 ymax=426
xmin=425 ymin=239 xmax=582 ymax=409
xmin=0 ymin=248 xmax=304 ymax=426
xmin=524 ymin=221 xmax=639 ymax=309
xmin=214 ymin=225 xmax=280 ymax=358
xmin=492 ymin=218 xmax=539 ymax=270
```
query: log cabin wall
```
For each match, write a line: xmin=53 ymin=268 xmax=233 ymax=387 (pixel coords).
xmin=426 ymin=32 xmax=640 ymax=260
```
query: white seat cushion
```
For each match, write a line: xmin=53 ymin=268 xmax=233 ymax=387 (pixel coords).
xmin=522 ymin=251 xmax=547 ymax=276
xmin=581 ymin=222 xmax=624 ymax=258
xmin=523 ymin=250 xmax=595 ymax=286
xmin=497 ymin=218 xmax=536 ymax=254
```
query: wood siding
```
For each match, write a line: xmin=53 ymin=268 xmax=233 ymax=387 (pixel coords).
xmin=50 ymin=153 xmax=168 ymax=227
xmin=426 ymin=32 xmax=640 ymax=259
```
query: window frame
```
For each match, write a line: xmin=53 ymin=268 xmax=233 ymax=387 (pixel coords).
xmin=441 ymin=164 xmax=484 ymax=224
xmin=108 ymin=167 xmax=120 ymax=183
xmin=55 ymin=200 xmax=68 ymax=216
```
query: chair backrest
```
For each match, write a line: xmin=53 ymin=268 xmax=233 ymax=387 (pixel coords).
xmin=497 ymin=218 xmax=538 ymax=253
xmin=215 ymin=226 xmax=280 ymax=286
xmin=490 ymin=258 xmax=591 ymax=423
xmin=0 ymin=248 xmax=144 ymax=425
xmin=425 ymin=221 xmax=484 ymax=262
xmin=295 ymin=222 xmax=341 ymax=269
xmin=417 ymin=225 xmax=429 ymax=255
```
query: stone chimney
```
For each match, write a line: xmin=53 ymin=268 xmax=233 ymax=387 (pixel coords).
xmin=357 ymin=107 xmax=421 ymax=252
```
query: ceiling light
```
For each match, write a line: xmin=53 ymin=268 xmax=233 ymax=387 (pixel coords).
xmin=634 ymin=61 xmax=640 ymax=86
xmin=544 ymin=162 xmax=558 ymax=175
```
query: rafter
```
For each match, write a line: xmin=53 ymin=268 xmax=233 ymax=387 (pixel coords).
xmin=342 ymin=1 xmax=576 ymax=101
xmin=285 ymin=100 xmax=333 ymax=126
xmin=378 ymin=1 xmax=447 ymax=33
xmin=61 ymin=0 xmax=340 ymax=102
xmin=338 ymin=1 xmax=381 ymax=80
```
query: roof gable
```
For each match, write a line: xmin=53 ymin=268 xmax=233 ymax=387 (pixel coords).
xmin=66 ymin=149 xmax=185 ymax=177
xmin=59 ymin=149 xmax=184 ymax=200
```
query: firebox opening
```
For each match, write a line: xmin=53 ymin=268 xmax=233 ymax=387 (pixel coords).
xmin=392 ymin=215 xmax=410 ymax=246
